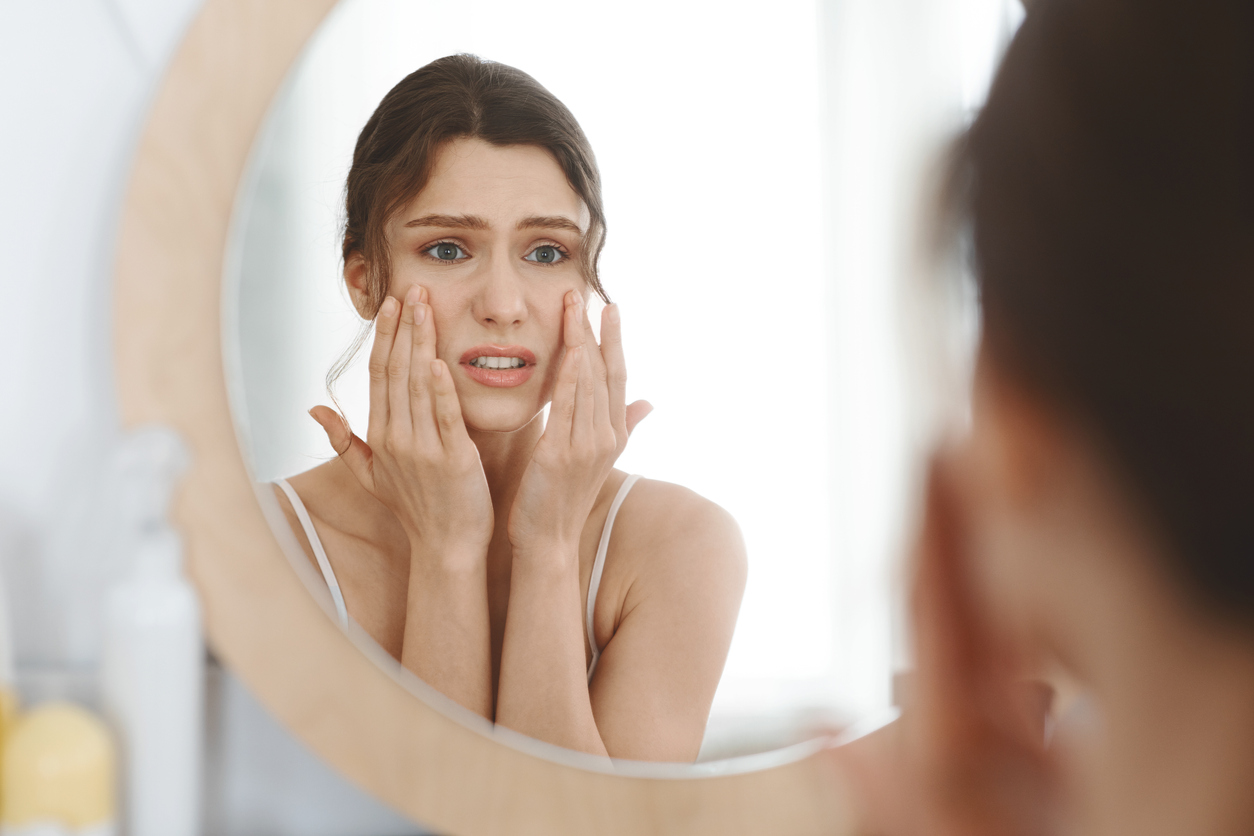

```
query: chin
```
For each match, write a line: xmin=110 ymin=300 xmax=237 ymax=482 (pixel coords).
xmin=460 ymin=399 xmax=544 ymax=435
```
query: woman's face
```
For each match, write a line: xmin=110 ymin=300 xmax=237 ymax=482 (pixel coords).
xmin=356 ymin=137 xmax=591 ymax=434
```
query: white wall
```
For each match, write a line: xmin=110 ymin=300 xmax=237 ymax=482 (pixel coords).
xmin=0 ymin=2 xmax=420 ymax=831
xmin=0 ymin=0 xmax=183 ymax=670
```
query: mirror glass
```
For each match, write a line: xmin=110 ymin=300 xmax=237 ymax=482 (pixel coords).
xmin=224 ymin=0 xmax=1020 ymax=768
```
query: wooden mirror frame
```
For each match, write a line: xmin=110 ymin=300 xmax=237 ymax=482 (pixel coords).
xmin=112 ymin=1 xmax=856 ymax=832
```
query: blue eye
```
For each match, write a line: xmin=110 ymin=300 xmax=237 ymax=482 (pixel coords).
xmin=525 ymin=245 xmax=565 ymax=264
xmin=426 ymin=242 xmax=466 ymax=261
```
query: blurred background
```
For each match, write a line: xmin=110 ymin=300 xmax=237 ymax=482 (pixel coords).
xmin=1 ymin=0 xmax=1016 ymax=831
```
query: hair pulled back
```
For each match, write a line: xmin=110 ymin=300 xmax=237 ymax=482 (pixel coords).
xmin=955 ymin=0 xmax=1254 ymax=620
xmin=328 ymin=53 xmax=608 ymax=390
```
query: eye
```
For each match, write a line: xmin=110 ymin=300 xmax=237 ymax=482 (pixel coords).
xmin=425 ymin=242 xmax=467 ymax=261
xmin=524 ymin=245 xmax=566 ymax=264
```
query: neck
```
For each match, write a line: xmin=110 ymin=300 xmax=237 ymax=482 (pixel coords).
xmin=468 ymin=411 xmax=545 ymax=508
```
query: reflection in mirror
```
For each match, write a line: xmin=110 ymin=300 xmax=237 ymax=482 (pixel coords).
xmin=225 ymin=0 xmax=1023 ymax=765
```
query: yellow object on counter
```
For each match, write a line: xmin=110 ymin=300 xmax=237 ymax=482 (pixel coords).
xmin=0 ymin=702 xmax=116 ymax=833
xmin=0 ymin=687 xmax=18 ymax=820
xmin=0 ymin=689 xmax=16 ymax=734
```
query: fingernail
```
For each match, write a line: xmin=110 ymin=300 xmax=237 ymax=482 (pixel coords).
xmin=606 ymin=303 xmax=620 ymax=325
xmin=405 ymin=286 xmax=422 ymax=307
xmin=571 ymin=290 xmax=583 ymax=307
xmin=414 ymin=304 xmax=426 ymax=325
xmin=380 ymin=296 xmax=399 ymax=318
xmin=431 ymin=359 xmax=443 ymax=377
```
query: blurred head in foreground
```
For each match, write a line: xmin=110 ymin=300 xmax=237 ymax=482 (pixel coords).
xmin=848 ymin=1 xmax=1254 ymax=834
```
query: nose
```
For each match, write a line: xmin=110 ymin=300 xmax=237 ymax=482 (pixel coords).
xmin=473 ymin=252 xmax=527 ymax=329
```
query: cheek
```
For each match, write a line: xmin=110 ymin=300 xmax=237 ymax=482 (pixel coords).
xmin=421 ymin=290 xmax=474 ymax=354
xmin=384 ymin=260 xmax=425 ymax=300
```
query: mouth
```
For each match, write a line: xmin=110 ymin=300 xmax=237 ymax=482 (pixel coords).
xmin=468 ymin=356 xmax=528 ymax=370
xmin=459 ymin=345 xmax=537 ymax=388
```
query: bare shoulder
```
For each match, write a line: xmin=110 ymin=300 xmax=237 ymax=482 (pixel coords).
xmin=267 ymin=462 xmax=342 ymax=565
xmin=269 ymin=462 xmax=335 ymax=528
xmin=613 ymin=476 xmax=748 ymax=589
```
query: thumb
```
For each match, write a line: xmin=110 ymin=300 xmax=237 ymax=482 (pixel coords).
xmin=309 ymin=406 xmax=373 ymax=490
xmin=625 ymin=400 xmax=654 ymax=436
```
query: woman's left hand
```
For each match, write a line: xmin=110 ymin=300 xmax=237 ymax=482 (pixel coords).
xmin=508 ymin=292 xmax=652 ymax=560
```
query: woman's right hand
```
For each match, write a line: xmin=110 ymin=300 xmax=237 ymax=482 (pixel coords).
xmin=310 ymin=286 xmax=494 ymax=566
xmin=826 ymin=455 xmax=1056 ymax=836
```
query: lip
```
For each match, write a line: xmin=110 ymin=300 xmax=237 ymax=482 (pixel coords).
xmin=458 ymin=345 xmax=538 ymax=388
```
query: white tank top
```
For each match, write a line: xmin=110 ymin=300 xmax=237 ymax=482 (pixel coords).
xmin=273 ymin=474 xmax=642 ymax=682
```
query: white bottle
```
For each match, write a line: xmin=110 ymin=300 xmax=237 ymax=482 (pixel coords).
xmin=100 ymin=426 xmax=202 ymax=836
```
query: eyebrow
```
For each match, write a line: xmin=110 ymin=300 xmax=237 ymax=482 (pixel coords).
xmin=402 ymin=213 xmax=583 ymax=234
xmin=403 ymin=214 xmax=489 ymax=230
xmin=517 ymin=216 xmax=582 ymax=233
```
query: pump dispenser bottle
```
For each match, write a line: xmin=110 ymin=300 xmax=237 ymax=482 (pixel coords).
xmin=100 ymin=426 xmax=202 ymax=836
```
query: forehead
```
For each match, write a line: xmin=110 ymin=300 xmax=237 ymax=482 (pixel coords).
xmin=404 ymin=137 xmax=588 ymax=229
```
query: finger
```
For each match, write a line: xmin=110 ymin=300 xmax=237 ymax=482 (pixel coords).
xmin=572 ymin=321 xmax=598 ymax=446
xmin=548 ymin=344 xmax=582 ymax=444
xmin=388 ymin=286 xmax=420 ymax=434
xmin=563 ymin=290 xmax=587 ymax=350
xmin=913 ymin=457 xmax=1056 ymax=831
xmin=913 ymin=458 xmax=981 ymax=727
xmin=600 ymin=303 xmax=629 ymax=439
xmin=582 ymin=298 xmax=609 ymax=380
xmin=913 ymin=455 xmax=1029 ymax=769
xmin=310 ymin=406 xmax=374 ymax=491
xmin=583 ymin=304 xmax=611 ymax=437
xmin=546 ymin=291 xmax=586 ymax=445
xmin=367 ymin=296 xmax=400 ymax=448
xmin=625 ymin=400 xmax=653 ymax=435
xmin=412 ymin=291 xmax=436 ymax=366
xmin=408 ymin=295 xmax=440 ymax=444
xmin=563 ymin=291 xmax=595 ymax=441
xmin=429 ymin=359 xmax=469 ymax=447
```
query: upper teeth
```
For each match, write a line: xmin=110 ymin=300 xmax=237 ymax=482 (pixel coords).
xmin=471 ymin=356 xmax=526 ymax=370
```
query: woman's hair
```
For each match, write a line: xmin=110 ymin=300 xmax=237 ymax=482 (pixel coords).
xmin=328 ymin=54 xmax=607 ymax=390
xmin=953 ymin=0 xmax=1254 ymax=619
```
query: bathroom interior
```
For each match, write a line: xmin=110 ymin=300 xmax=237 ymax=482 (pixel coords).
xmin=0 ymin=0 xmax=1026 ymax=832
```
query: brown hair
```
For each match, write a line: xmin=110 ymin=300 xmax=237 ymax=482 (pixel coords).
xmin=328 ymin=54 xmax=608 ymax=390
xmin=953 ymin=0 xmax=1254 ymax=619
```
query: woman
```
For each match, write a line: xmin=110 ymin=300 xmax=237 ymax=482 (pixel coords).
xmin=835 ymin=0 xmax=1254 ymax=832
xmin=270 ymin=55 xmax=746 ymax=762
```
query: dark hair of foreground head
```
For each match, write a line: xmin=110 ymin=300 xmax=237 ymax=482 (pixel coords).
xmin=953 ymin=0 xmax=1254 ymax=620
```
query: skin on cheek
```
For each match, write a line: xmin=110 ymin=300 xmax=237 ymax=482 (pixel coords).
xmin=380 ymin=239 xmax=591 ymax=427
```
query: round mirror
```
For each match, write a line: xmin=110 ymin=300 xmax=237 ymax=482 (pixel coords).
xmin=115 ymin=0 xmax=1019 ymax=828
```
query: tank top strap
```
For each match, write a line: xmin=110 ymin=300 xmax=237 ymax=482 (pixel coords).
xmin=274 ymin=478 xmax=349 ymax=628
xmin=586 ymin=474 xmax=642 ymax=682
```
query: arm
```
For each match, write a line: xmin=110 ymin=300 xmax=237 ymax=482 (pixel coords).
xmin=494 ymin=292 xmax=618 ymax=753
xmin=312 ymin=286 xmax=494 ymax=719
xmin=496 ymin=479 xmax=746 ymax=760
xmin=497 ymin=294 xmax=743 ymax=760
xmin=496 ymin=544 xmax=607 ymax=754
xmin=590 ymin=486 xmax=747 ymax=762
